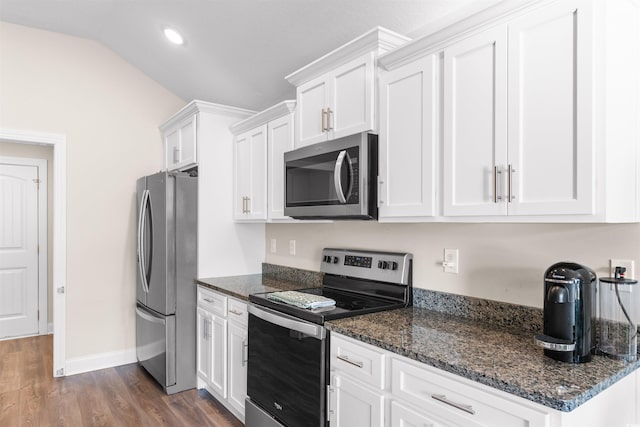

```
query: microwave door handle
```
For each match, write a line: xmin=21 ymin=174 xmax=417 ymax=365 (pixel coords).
xmin=334 ymin=150 xmax=348 ymax=203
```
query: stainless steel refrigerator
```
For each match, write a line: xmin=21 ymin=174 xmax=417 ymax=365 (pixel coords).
xmin=135 ymin=170 xmax=197 ymax=394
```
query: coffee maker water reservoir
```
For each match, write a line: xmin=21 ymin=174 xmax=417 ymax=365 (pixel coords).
xmin=599 ymin=267 xmax=638 ymax=361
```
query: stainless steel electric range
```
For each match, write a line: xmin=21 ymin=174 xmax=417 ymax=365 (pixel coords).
xmin=245 ymin=248 xmax=413 ymax=427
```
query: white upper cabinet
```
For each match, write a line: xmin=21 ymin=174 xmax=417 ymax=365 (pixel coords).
xmin=233 ymin=125 xmax=267 ymax=221
xmin=443 ymin=26 xmax=508 ymax=217
xmin=443 ymin=0 xmax=594 ymax=218
xmin=267 ymin=111 xmax=295 ymax=221
xmin=230 ymin=101 xmax=296 ymax=223
xmin=377 ymin=0 xmax=638 ymax=222
xmin=378 ymin=54 xmax=438 ymax=220
xmin=162 ymin=111 xmax=198 ymax=171
xmin=296 ymin=54 xmax=375 ymax=147
xmin=286 ymin=27 xmax=411 ymax=148
xmin=506 ymin=0 xmax=594 ymax=216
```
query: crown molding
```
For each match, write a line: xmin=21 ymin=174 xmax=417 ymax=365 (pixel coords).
xmin=229 ymin=100 xmax=296 ymax=135
xmin=285 ymin=27 xmax=410 ymax=87
xmin=160 ymin=99 xmax=255 ymax=132
xmin=379 ymin=0 xmax=543 ymax=71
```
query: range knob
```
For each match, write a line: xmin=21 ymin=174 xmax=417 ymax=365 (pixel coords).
xmin=379 ymin=261 xmax=389 ymax=270
xmin=391 ymin=261 xmax=398 ymax=270
xmin=333 ymin=256 xmax=339 ymax=264
xmin=323 ymin=255 xmax=331 ymax=263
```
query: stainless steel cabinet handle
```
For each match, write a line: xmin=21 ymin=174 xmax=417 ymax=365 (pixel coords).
xmin=327 ymin=107 xmax=333 ymax=130
xmin=508 ymin=164 xmax=516 ymax=202
xmin=493 ymin=166 xmax=503 ymax=203
xmin=431 ymin=394 xmax=475 ymax=415
xmin=229 ymin=309 xmax=243 ymax=316
xmin=321 ymin=108 xmax=327 ymax=132
xmin=336 ymin=354 xmax=364 ymax=368
xmin=246 ymin=197 xmax=251 ymax=213
xmin=327 ymin=384 xmax=335 ymax=418
xmin=242 ymin=339 xmax=248 ymax=366
xmin=173 ymin=146 xmax=180 ymax=164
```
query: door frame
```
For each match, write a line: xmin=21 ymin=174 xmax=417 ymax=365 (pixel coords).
xmin=0 ymin=128 xmax=67 ymax=378
xmin=0 ymin=155 xmax=48 ymax=336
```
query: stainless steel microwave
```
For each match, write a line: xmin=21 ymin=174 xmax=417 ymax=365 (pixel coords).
xmin=284 ymin=132 xmax=378 ymax=220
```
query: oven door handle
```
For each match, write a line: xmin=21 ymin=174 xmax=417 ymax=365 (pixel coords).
xmin=248 ymin=304 xmax=326 ymax=340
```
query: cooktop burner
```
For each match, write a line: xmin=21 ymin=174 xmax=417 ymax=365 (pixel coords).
xmin=249 ymin=248 xmax=413 ymax=325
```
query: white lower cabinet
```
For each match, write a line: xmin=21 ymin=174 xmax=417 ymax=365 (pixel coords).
xmin=329 ymin=332 xmax=638 ymax=427
xmin=196 ymin=286 xmax=247 ymax=423
xmin=329 ymin=373 xmax=385 ymax=427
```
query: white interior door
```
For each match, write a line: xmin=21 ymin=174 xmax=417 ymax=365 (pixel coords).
xmin=0 ymin=162 xmax=40 ymax=339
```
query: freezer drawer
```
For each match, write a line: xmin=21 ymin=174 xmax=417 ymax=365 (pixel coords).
xmin=136 ymin=303 xmax=176 ymax=389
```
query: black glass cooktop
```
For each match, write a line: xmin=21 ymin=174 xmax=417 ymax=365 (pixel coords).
xmin=249 ymin=287 xmax=407 ymax=325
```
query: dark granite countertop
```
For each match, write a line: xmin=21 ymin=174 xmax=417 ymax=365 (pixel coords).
xmin=326 ymin=307 xmax=640 ymax=412
xmin=196 ymin=274 xmax=320 ymax=301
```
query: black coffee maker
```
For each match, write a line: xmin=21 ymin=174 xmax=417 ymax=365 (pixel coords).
xmin=534 ymin=262 xmax=596 ymax=363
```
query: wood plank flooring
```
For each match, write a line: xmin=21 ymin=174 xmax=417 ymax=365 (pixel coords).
xmin=0 ymin=335 xmax=244 ymax=426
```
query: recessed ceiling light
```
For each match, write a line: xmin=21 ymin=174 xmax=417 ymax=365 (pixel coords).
xmin=163 ymin=28 xmax=184 ymax=45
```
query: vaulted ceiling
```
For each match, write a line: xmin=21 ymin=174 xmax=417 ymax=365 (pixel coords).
xmin=0 ymin=0 xmax=502 ymax=111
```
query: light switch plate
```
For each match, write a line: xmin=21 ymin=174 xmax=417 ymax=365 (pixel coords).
xmin=270 ymin=238 xmax=277 ymax=253
xmin=289 ymin=240 xmax=296 ymax=256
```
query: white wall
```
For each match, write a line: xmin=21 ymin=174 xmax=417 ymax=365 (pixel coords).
xmin=265 ymin=222 xmax=640 ymax=308
xmin=0 ymin=22 xmax=185 ymax=359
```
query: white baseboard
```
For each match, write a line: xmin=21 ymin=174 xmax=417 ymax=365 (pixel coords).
xmin=66 ymin=347 xmax=136 ymax=376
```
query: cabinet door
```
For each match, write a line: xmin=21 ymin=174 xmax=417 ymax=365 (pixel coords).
xmin=378 ymin=54 xmax=438 ymax=220
xmin=227 ymin=320 xmax=248 ymax=417
xmin=196 ymin=308 xmax=211 ymax=384
xmin=234 ymin=125 xmax=267 ymax=221
xmin=267 ymin=113 xmax=295 ymax=220
xmin=209 ymin=314 xmax=228 ymax=398
xmin=329 ymin=53 xmax=375 ymax=140
xmin=330 ymin=374 xmax=384 ymax=427
xmin=164 ymin=127 xmax=180 ymax=171
xmin=164 ymin=115 xmax=197 ymax=171
xmin=296 ymin=78 xmax=329 ymax=147
xmin=507 ymin=0 xmax=593 ymax=216
xmin=390 ymin=400 xmax=462 ymax=427
xmin=443 ymin=27 xmax=508 ymax=216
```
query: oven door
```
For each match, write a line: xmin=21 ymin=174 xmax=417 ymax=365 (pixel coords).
xmin=246 ymin=304 xmax=326 ymax=427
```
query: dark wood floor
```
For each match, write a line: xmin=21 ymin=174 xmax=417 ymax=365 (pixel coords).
xmin=0 ymin=335 xmax=243 ymax=426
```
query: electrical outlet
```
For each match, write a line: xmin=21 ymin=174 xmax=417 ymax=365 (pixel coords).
xmin=443 ymin=249 xmax=459 ymax=274
xmin=609 ymin=259 xmax=635 ymax=279
xmin=289 ymin=240 xmax=296 ymax=256
xmin=270 ymin=238 xmax=277 ymax=253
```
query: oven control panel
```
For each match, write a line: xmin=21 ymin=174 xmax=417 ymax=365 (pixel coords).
xmin=320 ymin=248 xmax=412 ymax=285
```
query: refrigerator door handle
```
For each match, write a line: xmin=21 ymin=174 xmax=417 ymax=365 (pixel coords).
xmin=138 ymin=189 xmax=151 ymax=293
xmin=136 ymin=306 xmax=166 ymax=325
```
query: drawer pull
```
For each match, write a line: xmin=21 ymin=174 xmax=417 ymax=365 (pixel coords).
xmin=431 ymin=394 xmax=475 ymax=415
xmin=229 ymin=309 xmax=244 ymax=316
xmin=337 ymin=355 xmax=364 ymax=368
xmin=203 ymin=297 xmax=215 ymax=303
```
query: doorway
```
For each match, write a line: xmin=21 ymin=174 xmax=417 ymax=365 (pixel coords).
xmin=0 ymin=156 xmax=48 ymax=339
xmin=0 ymin=128 xmax=67 ymax=377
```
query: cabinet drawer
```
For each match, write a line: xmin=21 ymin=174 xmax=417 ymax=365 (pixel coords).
xmin=227 ymin=297 xmax=248 ymax=326
xmin=391 ymin=358 xmax=550 ymax=427
xmin=197 ymin=286 xmax=227 ymax=317
xmin=330 ymin=333 xmax=386 ymax=390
